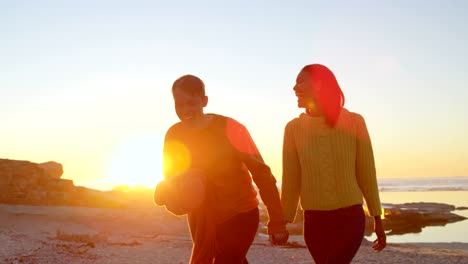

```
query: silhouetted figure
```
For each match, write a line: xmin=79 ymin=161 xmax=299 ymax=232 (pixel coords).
xmin=155 ymin=75 xmax=288 ymax=264
xmin=281 ymin=64 xmax=386 ymax=264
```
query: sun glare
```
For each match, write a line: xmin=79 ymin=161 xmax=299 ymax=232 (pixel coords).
xmin=105 ymin=134 xmax=165 ymax=189
xmin=162 ymin=140 xmax=191 ymax=177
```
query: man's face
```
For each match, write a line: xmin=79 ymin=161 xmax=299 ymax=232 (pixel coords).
xmin=172 ymin=88 xmax=207 ymax=122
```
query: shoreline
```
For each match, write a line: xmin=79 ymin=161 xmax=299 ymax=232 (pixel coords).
xmin=1 ymin=204 xmax=468 ymax=263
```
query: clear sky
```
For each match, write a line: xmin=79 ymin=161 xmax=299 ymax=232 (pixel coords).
xmin=1 ymin=0 xmax=467 ymax=190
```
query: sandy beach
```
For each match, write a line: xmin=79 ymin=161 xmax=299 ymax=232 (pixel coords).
xmin=1 ymin=204 xmax=467 ymax=264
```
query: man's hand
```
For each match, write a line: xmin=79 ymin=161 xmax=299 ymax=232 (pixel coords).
xmin=269 ymin=231 xmax=289 ymax=246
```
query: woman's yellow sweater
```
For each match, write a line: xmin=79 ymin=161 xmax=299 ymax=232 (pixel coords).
xmin=281 ymin=108 xmax=382 ymax=222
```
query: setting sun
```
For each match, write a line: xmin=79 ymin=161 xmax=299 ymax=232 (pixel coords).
xmin=105 ymin=134 xmax=165 ymax=188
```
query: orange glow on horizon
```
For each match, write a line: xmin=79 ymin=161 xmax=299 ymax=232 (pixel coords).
xmin=104 ymin=134 xmax=166 ymax=189
xmin=112 ymin=184 xmax=155 ymax=192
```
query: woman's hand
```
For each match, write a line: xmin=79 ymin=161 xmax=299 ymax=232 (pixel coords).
xmin=373 ymin=216 xmax=386 ymax=251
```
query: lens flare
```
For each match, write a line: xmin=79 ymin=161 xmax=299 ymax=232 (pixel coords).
xmin=307 ymin=101 xmax=316 ymax=111
xmin=226 ymin=118 xmax=258 ymax=155
xmin=163 ymin=140 xmax=192 ymax=178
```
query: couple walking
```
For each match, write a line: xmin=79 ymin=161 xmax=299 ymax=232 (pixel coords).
xmin=154 ymin=64 xmax=386 ymax=264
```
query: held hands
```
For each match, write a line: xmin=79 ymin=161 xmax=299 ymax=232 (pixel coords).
xmin=373 ymin=217 xmax=386 ymax=251
xmin=269 ymin=231 xmax=289 ymax=246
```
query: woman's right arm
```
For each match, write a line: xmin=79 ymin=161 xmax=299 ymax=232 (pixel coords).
xmin=354 ymin=114 xmax=381 ymax=217
xmin=354 ymin=114 xmax=386 ymax=250
xmin=281 ymin=122 xmax=302 ymax=223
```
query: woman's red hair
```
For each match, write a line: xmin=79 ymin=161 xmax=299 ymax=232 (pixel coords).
xmin=301 ymin=64 xmax=345 ymax=127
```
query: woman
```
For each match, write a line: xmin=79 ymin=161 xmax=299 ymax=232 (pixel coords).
xmin=281 ymin=64 xmax=386 ymax=264
xmin=155 ymin=74 xmax=288 ymax=264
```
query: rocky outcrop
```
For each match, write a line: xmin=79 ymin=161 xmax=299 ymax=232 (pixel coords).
xmin=376 ymin=202 xmax=467 ymax=235
xmin=0 ymin=159 xmax=127 ymax=208
xmin=259 ymin=202 xmax=467 ymax=237
xmin=38 ymin=161 xmax=63 ymax=179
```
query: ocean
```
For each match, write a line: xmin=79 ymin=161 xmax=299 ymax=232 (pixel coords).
xmin=373 ymin=176 xmax=468 ymax=243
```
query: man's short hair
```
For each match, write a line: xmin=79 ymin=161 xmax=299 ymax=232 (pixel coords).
xmin=172 ymin=75 xmax=206 ymax=97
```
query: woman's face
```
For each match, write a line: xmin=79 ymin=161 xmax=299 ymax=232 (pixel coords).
xmin=293 ymin=70 xmax=316 ymax=109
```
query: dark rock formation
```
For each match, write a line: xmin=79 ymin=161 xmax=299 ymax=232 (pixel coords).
xmin=38 ymin=161 xmax=63 ymax=179
xmin=377 ymin=202 xmax=467 ymax=236
xmin=0 ymin=158 xmax=127 ymax=208
xmin=259 ymin=202 xmax=467 ymax=237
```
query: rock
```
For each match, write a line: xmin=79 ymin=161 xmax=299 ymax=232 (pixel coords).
xmin=0 ymin=159 xmax=47 ymax=203
xmin=0 ymin=159 xmax=45 ymax=185
xmin=379 ymin=202 xmax=467 ymax=236
xmin=38 ymin=161 xmax=63 ymax=179
xmin=0 ymin=158 xmax=127 ymax=209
